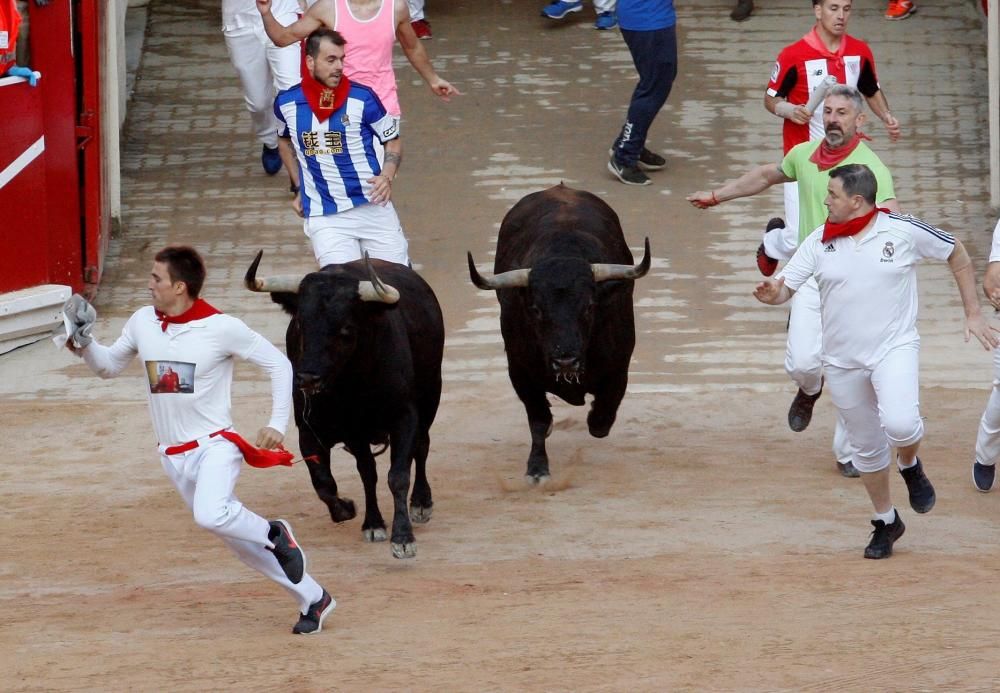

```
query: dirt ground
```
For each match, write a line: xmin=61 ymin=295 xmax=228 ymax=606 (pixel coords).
xmin=4 ymin=0 xmax=1000 ymax=690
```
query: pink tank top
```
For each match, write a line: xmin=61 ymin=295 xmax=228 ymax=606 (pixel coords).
xmin=335 ymin=0 xmax=401 ymax=115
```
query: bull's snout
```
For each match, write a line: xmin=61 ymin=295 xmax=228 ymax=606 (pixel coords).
xmin=296 ymin=371 xmax=322 ymax=393
xmin=550 ymin=356 xmax=582 ymax=384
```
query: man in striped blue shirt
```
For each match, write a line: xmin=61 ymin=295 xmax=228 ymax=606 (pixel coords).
xmin=275 ymin=28 xmax=409 ymax=266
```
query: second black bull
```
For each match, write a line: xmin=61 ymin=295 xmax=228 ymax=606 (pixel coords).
xmin=468 ymin=184 xmax=651 ymax=483
xmin=245 ymin=252 xmax=444 ymax=559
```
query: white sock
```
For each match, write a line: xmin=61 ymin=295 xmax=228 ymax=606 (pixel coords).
xmin=897 ymin=457 xmax=917 ymax=471
xmin=977 ymin=460 xmax=995 ymax=467
xmin=874 ymin=507 xmax=897 ymax=525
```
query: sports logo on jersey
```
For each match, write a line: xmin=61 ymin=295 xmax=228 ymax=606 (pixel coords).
xmin=770 ymin=61 xmax=780 ymax=82
xmin=145 ymin=360 xmax=195 ymax=394
xmin=824 ymin=243 xmax=836 ymax=252
xmin=880 ymin=241 xmax=895 ymax=263
xmin=301 ymin=130 xmax=344 ymax=156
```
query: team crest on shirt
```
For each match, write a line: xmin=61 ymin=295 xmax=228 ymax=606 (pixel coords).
xmin=341 ymin=114 xmax=350 ymax=125
xmin=145 ymin=360 xmax=195 ymax=394
xmin=881 ymin=241 xmax=895 ymax=263
xmin=770 ymin=61 xmax=779 ymax=82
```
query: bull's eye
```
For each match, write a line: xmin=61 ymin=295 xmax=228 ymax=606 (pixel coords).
xmin=339 ymin=327 xmax=353 ymax=338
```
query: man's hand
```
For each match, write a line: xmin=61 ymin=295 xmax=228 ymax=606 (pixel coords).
xmin=256 ymin=426 xmax=284 ymax=449
xmin=367 ymin=174 xmax=392 ymax=205
xmin=687 ymin=191 xmax=719 ymax=209
xmin=965 ymin=314 xmax=1000 ymax=351
xmin=428 ymin=77 xmax=461 ymax=101
xmin=984 ymin=262 xmax=1000 ymax=309
xmin=788 ymin=105 xmax=811 ymax=124
xmin=256 ymin=0 xmax=272 ymax=15
xmin=753 ymin=276 xmax=787 ymax=305
xmin=882 ymin=113 xmax=901 ymax=142
xmin=291 ymin=195 xmax=304 ymax=218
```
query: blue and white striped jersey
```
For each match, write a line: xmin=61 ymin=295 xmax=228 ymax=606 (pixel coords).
xmin=275 ymin=82 xmax=399 ymax=217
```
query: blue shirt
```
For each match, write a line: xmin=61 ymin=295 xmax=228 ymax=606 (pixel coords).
xmin=617 ymin=0 xmax=676 ymax=31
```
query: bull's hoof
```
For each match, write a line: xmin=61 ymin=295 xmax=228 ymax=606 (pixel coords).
xmin=328 ymin=498 xmax=357 ymax=523
xmin=587 ymin=410 xmax=615 ymax=438
xmin=410 ymin=504 xmax=433 ymax=524
xmin=363 ymin=527 xmax=387 ymax=542
xmin=391 ymin=541 xmax=416 ymax=559
xmin=524 ymin=472 xmax=551 ymax=486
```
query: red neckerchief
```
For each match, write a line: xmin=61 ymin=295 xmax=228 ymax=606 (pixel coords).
xmin=301 ymin=71 xmax=351 ymax=123
xmin=802 ymin=26 xmax=846 ymax=72
xmin=155 ymin=298 xmax=221 ymax=332
xmin=217 ymin=431 xmax=294 ymax=468
xmin=822 ymin=207 xmax=889 ymax=243
xmin=809 ymin=133 xmax=872 ymax=171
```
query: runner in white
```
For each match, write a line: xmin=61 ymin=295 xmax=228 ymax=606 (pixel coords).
xmin=973 ymin=217 xmax=1000 ymax=491
xmin=754 ymin=164 xmax=997 ymax=559
xmin=276 ymin=28 xmax=409 ymax=266
xmin=65 ymin=246 xmax=335 ymax=634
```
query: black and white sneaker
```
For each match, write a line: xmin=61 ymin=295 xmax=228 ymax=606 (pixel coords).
xmin=864 ymin=512 xmax=906 ymax=559
xmin=607 ymin=155 xmax=651 ymax=186
xmin=293 ymin=589 xmax=336 ymax=635
xmin=974 ymin=462 xmax=996 ymax=492
xmin=637 ymin=148 xmax=666 ymax=171
xmin=899 ymin=457 xmax=936 ymax=513
xmin=268 ymin=519 xmax=305 ymax=585
xmin=787 ymin=386 xmax=822 ymax=432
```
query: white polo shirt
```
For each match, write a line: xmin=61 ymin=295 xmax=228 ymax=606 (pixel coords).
xmin=222 ymin=0 xmax=299 ymax=32
xmin=82 ymin=306 xmax=292 ymax=446
xmin=779 ymin=211 xmax=956 ymax=370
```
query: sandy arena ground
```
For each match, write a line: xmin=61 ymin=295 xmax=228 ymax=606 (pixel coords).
xmin=3 ymin=0 xmax=1000 ymax=689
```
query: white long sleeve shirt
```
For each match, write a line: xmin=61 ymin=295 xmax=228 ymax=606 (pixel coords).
xmin=82 ymin=306 xmax=292 ymax=446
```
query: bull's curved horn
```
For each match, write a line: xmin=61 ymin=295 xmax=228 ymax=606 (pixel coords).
xmin=591 ymin=237 xmax=652 ymax=282
xmin=244 ymin=250 xmax=303 ymax=293
xmin=358 ymin=252 xmax=400 ymax=304
xmin=467 ymin=252 xmax=532 ymax=290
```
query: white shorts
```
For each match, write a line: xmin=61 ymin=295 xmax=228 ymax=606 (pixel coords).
xmin=304 ymin=202 xmax=410 ymax=267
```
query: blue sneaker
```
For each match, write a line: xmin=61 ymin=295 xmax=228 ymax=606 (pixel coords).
xmin=261 ymin=145 xmax=282 ymax=175
xmin=594 ymin=11 xmax=617 ymax=29
xmin=542 ymin=1 xmax=583 ymax=19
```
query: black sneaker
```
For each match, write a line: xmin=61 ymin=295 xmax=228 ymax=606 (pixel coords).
xmin=607 ymin=155 xmax=651 ymax=186
xmin=268 ymin=519 xmax=305 ymax=584
xmin=864 ymin=512 xmax=905 ymax=559
xmin=899 ymin=457 xmax=936 ymax=513
xmin=787 ymin=386 xmax=822 ymax=432
xmin=293 ymin=589 xmax=336 ymax=635
xmin=837 ymin=460 xmax=860 ymax=478
xmin=638 ymin=148 xmax=666 ymax=171
xmin=974 ymin=462 xmax=996 ymax=492
xmin=730 ymin=0 xmax=754 ymax=21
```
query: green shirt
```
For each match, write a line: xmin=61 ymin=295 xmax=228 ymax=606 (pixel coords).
xmin=781 ymin=139 xmax=896 ymax=244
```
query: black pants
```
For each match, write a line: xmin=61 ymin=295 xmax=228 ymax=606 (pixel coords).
xmin=611 ymin=25 xmax=678 ymax=166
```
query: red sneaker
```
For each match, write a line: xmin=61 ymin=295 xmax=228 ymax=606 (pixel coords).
xmin=885 ymin=0 xmax=915 ymax=20
xmin=411 ymin=19 xmax=432 ymax=39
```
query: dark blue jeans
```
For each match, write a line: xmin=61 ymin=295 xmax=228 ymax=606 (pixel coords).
xmin=611 ymin=25 xmax=678 ymax=167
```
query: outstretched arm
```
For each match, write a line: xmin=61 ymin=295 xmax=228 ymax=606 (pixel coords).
xmin=753 ymin=276 xmax=794 ymax=306
xmin=687 ymin=163 xmax=791 ymax=209
xmin=243 ymin=336 xmax=293 ymax=448
xmin=257 ymin=0 xmax=326 ymax=47
xmin=394 ymin=0 xmax=460 ymax=101
xmin=949 ymin=239 xmax=999 ymax=350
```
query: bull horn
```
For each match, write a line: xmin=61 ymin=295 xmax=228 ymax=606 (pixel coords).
xmin=467 ymin=252 xmax=532 ymax=290
xmin=591 ymin=237 xmax=652 ymax=282
xmin=244 ymin=250 xmax=303 ymax=293
xmin=358 ymin=252 xmax=399 ymax=304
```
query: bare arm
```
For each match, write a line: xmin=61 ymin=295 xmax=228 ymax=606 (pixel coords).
xmin=948 ymin=239 xmax=999 ymax=350
xmin=984 ymin=261 xmax=1000 ymax=309
xmin=764 ymin=93 xmax=811 ymax=125
xmin=367 ymin=138 xmax=401 ymax=205
xmin=863 ymin=90 xmax=901 ymax=143
xmin=753 ymin=276 xmax=794 ymax=305
xmin=687 ymin=163 xmax=791 ymax=209
xmin=257 ymin=0 xmax=326 ymax=47
xmin=394 ymin=0 xmax=460 ymax=100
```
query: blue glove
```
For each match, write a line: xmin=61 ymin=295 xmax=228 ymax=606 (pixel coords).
xmin=6 ymin=67 xmax=39 ymax=87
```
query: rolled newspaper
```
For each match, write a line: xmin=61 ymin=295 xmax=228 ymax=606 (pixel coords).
xmin=805 ymin=75 xmax=838 ymax=113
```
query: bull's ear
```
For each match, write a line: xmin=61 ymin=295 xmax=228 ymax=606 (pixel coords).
xmin=269 ymin=292 xmax=299 ymax=315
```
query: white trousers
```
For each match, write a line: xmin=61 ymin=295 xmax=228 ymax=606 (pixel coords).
xmin=824 ymin=344 xmax=924 ymax=473
xmin=159 ymin=435 xmax=323 ymax=613
xmin=762 ymin=182 xmax=800 ymax=261
xmin=224 ymin=18 xmax=301 ymax=149
xmin=407 ymin=0 xmax=425 ymax=21
xmin=305 ymin=202 xmax=410 ymax=267
xmin=785 ymin=277 xmax=854 ymax=464
xmin=975 ymin=346 xmax=1000 ymax=466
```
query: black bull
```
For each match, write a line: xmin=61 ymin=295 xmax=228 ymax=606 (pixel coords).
xmin=468 ymin=185 xmax=650 ymax=483
xmin=245 ymin=252 xmax=444 ymax=559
